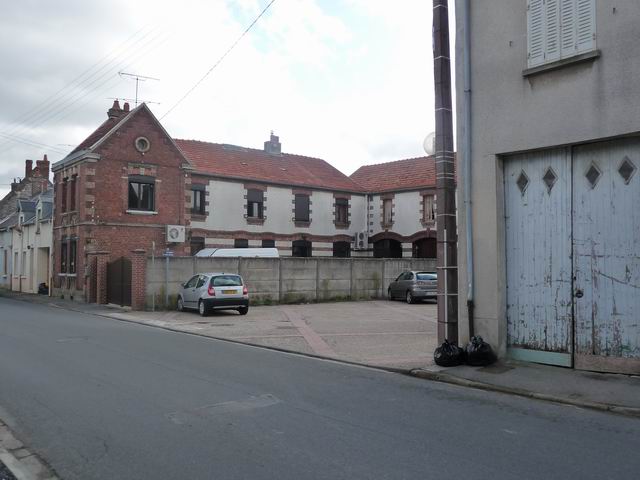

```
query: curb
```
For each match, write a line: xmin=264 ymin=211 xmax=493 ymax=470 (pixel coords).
xmin=409 ymin=368 xmax=640 ymax=419
xmin=0 ymin=420 xmax=58 ymax=480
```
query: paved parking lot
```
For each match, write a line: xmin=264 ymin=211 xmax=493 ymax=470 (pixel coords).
xmin=109 ymin=300 xmax=438 ymax=370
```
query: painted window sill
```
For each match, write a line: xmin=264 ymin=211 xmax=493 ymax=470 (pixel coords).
xmin=126 ymin=209 xmax=158 ymax=215
xmin=523 ymin=50 xmax=600 ymax=77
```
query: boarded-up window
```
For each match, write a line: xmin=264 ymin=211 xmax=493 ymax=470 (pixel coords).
xmin=527 ymin=0 xmax=595 ymax=68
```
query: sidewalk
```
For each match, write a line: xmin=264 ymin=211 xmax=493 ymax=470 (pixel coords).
xmin=2 ymin=290 xmax=639 ymax=418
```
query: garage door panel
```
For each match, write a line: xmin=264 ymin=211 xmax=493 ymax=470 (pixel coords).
xmin=505 ymin=148 xmax=573 ymax=362
xmin=573 ymin=138 xmax=640 ymax=373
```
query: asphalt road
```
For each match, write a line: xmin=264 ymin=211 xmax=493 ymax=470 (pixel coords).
xmin=0 ymin=297 xmax=639 ymax=480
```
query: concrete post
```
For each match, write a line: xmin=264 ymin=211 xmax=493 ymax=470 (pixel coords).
xmin=130 ymin=249 xmax=147 ymax=311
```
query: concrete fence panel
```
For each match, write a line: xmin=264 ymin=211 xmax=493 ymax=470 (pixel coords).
xmin=317 ymin=258 xmax=351 ymax=301
xmin=280 ymin=258 xmax=317 ymax=303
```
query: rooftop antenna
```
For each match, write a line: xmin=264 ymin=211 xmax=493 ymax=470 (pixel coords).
xmin=107 ymin=97 xmax=161 ymax=106
xmin=118 ymin=72 xmax=160 ymax=106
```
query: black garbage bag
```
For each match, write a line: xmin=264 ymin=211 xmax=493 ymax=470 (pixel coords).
xmin=434 ymin=339 xmax=465 ymax=367
xmin=465 ymin=336 xmax=497 ymax=366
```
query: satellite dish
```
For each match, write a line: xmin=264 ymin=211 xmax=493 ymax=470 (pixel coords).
xmin=423 ymin=132 xmax=436 ymax=155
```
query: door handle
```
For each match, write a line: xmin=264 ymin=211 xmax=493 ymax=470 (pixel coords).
xmin=575 ymin=289 xmax=584 ymax=298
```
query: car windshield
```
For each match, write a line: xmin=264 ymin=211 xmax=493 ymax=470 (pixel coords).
xmin=211 ymin=275 xmax=243 ymax=287
xmin=416 ymin=273 xmax=437 ymax=280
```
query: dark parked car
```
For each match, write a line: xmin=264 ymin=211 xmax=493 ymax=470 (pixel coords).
xmin=387 ymin=271 xmax=437 ymax=304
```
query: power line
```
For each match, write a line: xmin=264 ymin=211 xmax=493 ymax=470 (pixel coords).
xmin=0 ymin=133 xmax=66 ymax=154
xmin=161 ymin=0 xmax=277 ymax=120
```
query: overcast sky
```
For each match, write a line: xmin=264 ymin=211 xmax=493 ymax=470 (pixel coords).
xmin=0 ymin=0 xmax=455 ymax=199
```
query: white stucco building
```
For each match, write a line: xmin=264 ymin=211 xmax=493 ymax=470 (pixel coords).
xmin=455 ymin=0 xmax=640 ymax=374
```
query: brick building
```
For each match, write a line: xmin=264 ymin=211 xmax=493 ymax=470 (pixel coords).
xmin=52 ymin=101 xmax=192 ymax=305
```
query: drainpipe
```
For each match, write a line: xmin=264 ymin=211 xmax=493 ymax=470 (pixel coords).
xmin=462 ymin=0 xmax=475 ymax=337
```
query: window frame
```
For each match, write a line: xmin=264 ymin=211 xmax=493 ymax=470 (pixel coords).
xmin=247 ymin=189 xmax=264 ymax=219
xmin=294 ymin=194 xmax=310 ymax=222
xmin=335 ymin=198 xmax=349 ymax=225
xmin=422 ymin=194 xmax=435 ymax=223
xmin=382 ymin=199 xmax=393 ymax=225
xmin=60 ymin=236 xmax=68 ymax=274
xmin=191 ymin=188 xmax=206 ymax=215
xmin=128 ymin=175 xmax=156 ymax=212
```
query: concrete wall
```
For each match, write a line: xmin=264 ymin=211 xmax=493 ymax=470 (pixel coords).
xmin=146 ymin=256 xmax=436 ymax=309
xmin=454 ymin=0 xmax=640 ymax=353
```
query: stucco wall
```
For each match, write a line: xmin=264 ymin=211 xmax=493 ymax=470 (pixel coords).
xmin=0 ymin=230 xmax=12 ymax=289
xmin=455 ymin=0 xmax=640 ymax=352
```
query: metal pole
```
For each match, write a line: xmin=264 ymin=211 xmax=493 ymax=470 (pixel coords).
xmin=433 ymin=0 xmax=458 ymax=344
xmin=151 ymin=241 xmax=155 ymax=312
xmin=165 ymin=254 xmax=169 ymax=309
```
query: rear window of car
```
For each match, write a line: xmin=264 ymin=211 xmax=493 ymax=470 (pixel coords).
xmin=416 ymin=273 xmax=437 ymax=280
xmin=210 ymin=275 xmax=243 ymax=287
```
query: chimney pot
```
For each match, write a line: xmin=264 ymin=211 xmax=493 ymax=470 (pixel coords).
xmin=107 ymin=99 xmax=123 ymax=119
xmin=123 ymin=102 xmax=130 ymax=112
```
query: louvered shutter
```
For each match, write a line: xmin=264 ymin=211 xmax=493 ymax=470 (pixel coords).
xmin=560 ymin=0 xmax=577 ymax=57
xmin=545 ymin=0 xmax=561 ymax=62
xmin=575 ymin=0 xmax=596 ymax=53
xmin=527 ymin=0 xmax=545 ymax=67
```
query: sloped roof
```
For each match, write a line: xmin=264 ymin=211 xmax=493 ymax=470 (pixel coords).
xmin=176 ymin=140 xmax=364 ymax=193
xmin=0 ymin=212 xmax=19 ymax=231
xmin=350 ymin=155 xmax=445 ymax=193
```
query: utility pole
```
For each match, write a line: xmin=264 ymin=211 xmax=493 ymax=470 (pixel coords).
xmin=433 ymin=0 xmax=458 ymax=344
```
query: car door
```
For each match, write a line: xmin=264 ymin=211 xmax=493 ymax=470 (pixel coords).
xmin=391 ymin=272 xmax=405 ymax=296
xmin=195 ymin=275 xmax=208 ymax=303
xmin=182 ymin=275 xmax=200 ymax=308
xmin=403 ymin=272 xmax=414 ymax=293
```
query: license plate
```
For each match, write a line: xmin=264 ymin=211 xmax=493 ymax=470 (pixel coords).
xmin=222 ymin=289 xmax=237 ymax=294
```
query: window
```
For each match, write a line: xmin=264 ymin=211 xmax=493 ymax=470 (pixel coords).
xmin=2 ymin=250 xmax=6 ymax=275
xmin=234 ymin=239 xmax=249 ymax=248
xmin=61 ymin=178 xmax=68 ymax=212
xmin=184 ymin=275 xmax=199 ymax=288
xmin=21 ymin=252 xmax=26 ymax=276
xmin=128 ymin=176 xmax=155 ymax=211
xmin=335 ymin=198 xmax=349 ymax=224
xmin=60 ymin=237 xmax=68 ymax=273
xmin=294 ymin=194 xmax=310 ymax=222
xmin=527 ymin=0 xmax=596 ymax=68
xmin=247 ymin=189 xmax=264 ymax=219
xmin=262 ymin=239 xmax=275 ymax=248
xmin=70 ymin=174 xmax=77 ymax=211
xmin=196 ymin=276 xmax=207 ymax=288
xmin=190 ymin=237 xmax=205 ymax=256
xmin=191 ymin=187 xmax=205 ymax=215
xmin=292 ymin=240 xmax=312 ymax=257
xmin=14 ymin=252 xmax=18 ymax=276
xmin=383 ymin=199 xmax=393 ymax=225
xmin=69 ymin=237 xmax=77 ymax=274
xmin=332 ymin=241 xmax=351 ymax=258
xmin=423 ymin=194 xmax=435 ymax=223
xmin=211 ymin=275 xmax=243 ymax=287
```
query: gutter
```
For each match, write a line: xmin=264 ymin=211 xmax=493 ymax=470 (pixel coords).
xmin=462 ymin=0 xmax=475 ymax=336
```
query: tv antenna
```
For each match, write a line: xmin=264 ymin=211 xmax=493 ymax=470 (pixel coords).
xmin=118 ymin=72 xmax=160 ymax=106
xmin=107 ymin=97 xmax=161 ymax=106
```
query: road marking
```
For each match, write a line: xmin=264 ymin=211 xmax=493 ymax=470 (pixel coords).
xmin=281 ymin=310 xmax=337 ymax=358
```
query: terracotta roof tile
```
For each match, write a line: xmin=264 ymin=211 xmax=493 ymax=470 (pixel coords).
xmin=176 ymin=139 xmax=364 ymax=192
xmin=350 ymin=155 xmax=453 ymax=193
xmin=69 ymin=116 xmax=122 ymax=155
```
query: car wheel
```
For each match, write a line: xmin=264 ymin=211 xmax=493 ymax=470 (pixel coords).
xmin=406 ymin=291 xmax=414 ymax=304
xmin=387 ymin=288 xmax=393 ymax=301
xmin=198 ymin=300 xmax=208 ymax=317
xmin=238 ymin=307 xmax=249 ymax=315
xmin=177 ymin=296 xmax=184 ymax=312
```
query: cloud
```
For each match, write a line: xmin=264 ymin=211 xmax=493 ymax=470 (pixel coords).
xmin=0 ymin=0 xmax=456 ymax=199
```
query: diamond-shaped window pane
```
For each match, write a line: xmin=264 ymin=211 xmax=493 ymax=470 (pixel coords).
xmin=542 ymin=167 xmax=557 ymax=193
xmin=516 ymin=171 xmax=529 ymax=195
xmin=585 ymin=163 xmax=601 ymax=188
xmin=618 ymin=156 xmax=636 ymax=184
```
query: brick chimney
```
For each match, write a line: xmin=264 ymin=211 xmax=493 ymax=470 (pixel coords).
xmin=25 ymin=159 xmax=33 ymax=178
xmin=123 ymin=102 xmax=130 ymax=113
xmin=107 ymin=99 xmax=123 ymax=119
xmin=10 ymin=178 xmax=20 ymax=192
xmin=34 ymin=154 xmax=49 ymax=177
xmin=263 ymin=132 xmax=281 ymax=155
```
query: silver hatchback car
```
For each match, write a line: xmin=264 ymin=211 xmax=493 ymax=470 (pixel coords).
xmin=177 ymin=272 xmax=249 ymax=316
xmin=387 ymin=271 xmax=437 ymax=304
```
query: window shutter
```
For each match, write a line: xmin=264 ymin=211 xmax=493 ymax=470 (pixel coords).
xmin=527 ymin=0 xmax=545 ymax=67
xmin=560 ymin=0 xmax=577 ymax=58
xmin=575 ymin=0 xmax=595 ymax=53
xmin=545 ymin=0 xmax=561 ymax=62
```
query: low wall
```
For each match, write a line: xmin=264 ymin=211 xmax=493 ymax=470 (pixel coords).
xmin=146 ymin=256 xmax=436 ymax=310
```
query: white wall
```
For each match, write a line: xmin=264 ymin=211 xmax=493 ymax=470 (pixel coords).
xmin=0 ymin=230 xmax=11 ymax=289
xmin=11 ymin=218 xmax=52 ymax=294
xmin=192 ymin=178 xmax=366 ymax=249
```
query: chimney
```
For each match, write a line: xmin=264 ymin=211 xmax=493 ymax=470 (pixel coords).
xmin=107 ymin=99 xmax=123 ymax=119
xmin=11 ymin=178 xmax=20 ymax=192
xmin=35 ymin=154 xmax=50 ymax=180
xmin=123 ymin=102 xmax=130 ymax=113
xmin=263 ymin=132 xmax=281 ymax=155
xmin=25 ymin=159 xmax=33 ymax=178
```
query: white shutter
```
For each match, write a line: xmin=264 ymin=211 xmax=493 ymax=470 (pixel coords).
xmin=527 ymin=0 xmax=545 ymax=67
xmin=545 ymin=0 xmax=561 ymax=62
xmin=560 ymin=0 xmax=577 ymax=58
xmin=575 ymin=0 xmax=596 ymax=53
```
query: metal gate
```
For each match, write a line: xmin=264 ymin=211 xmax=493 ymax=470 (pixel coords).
xmin=505 ymin=138 xmax=640 ymax=373
xmin=107 ymin=257 xmax=132 ymax=307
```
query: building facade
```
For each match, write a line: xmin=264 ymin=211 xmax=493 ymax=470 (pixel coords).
xmin=455 ymin=0 xmax=640 ymax=373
